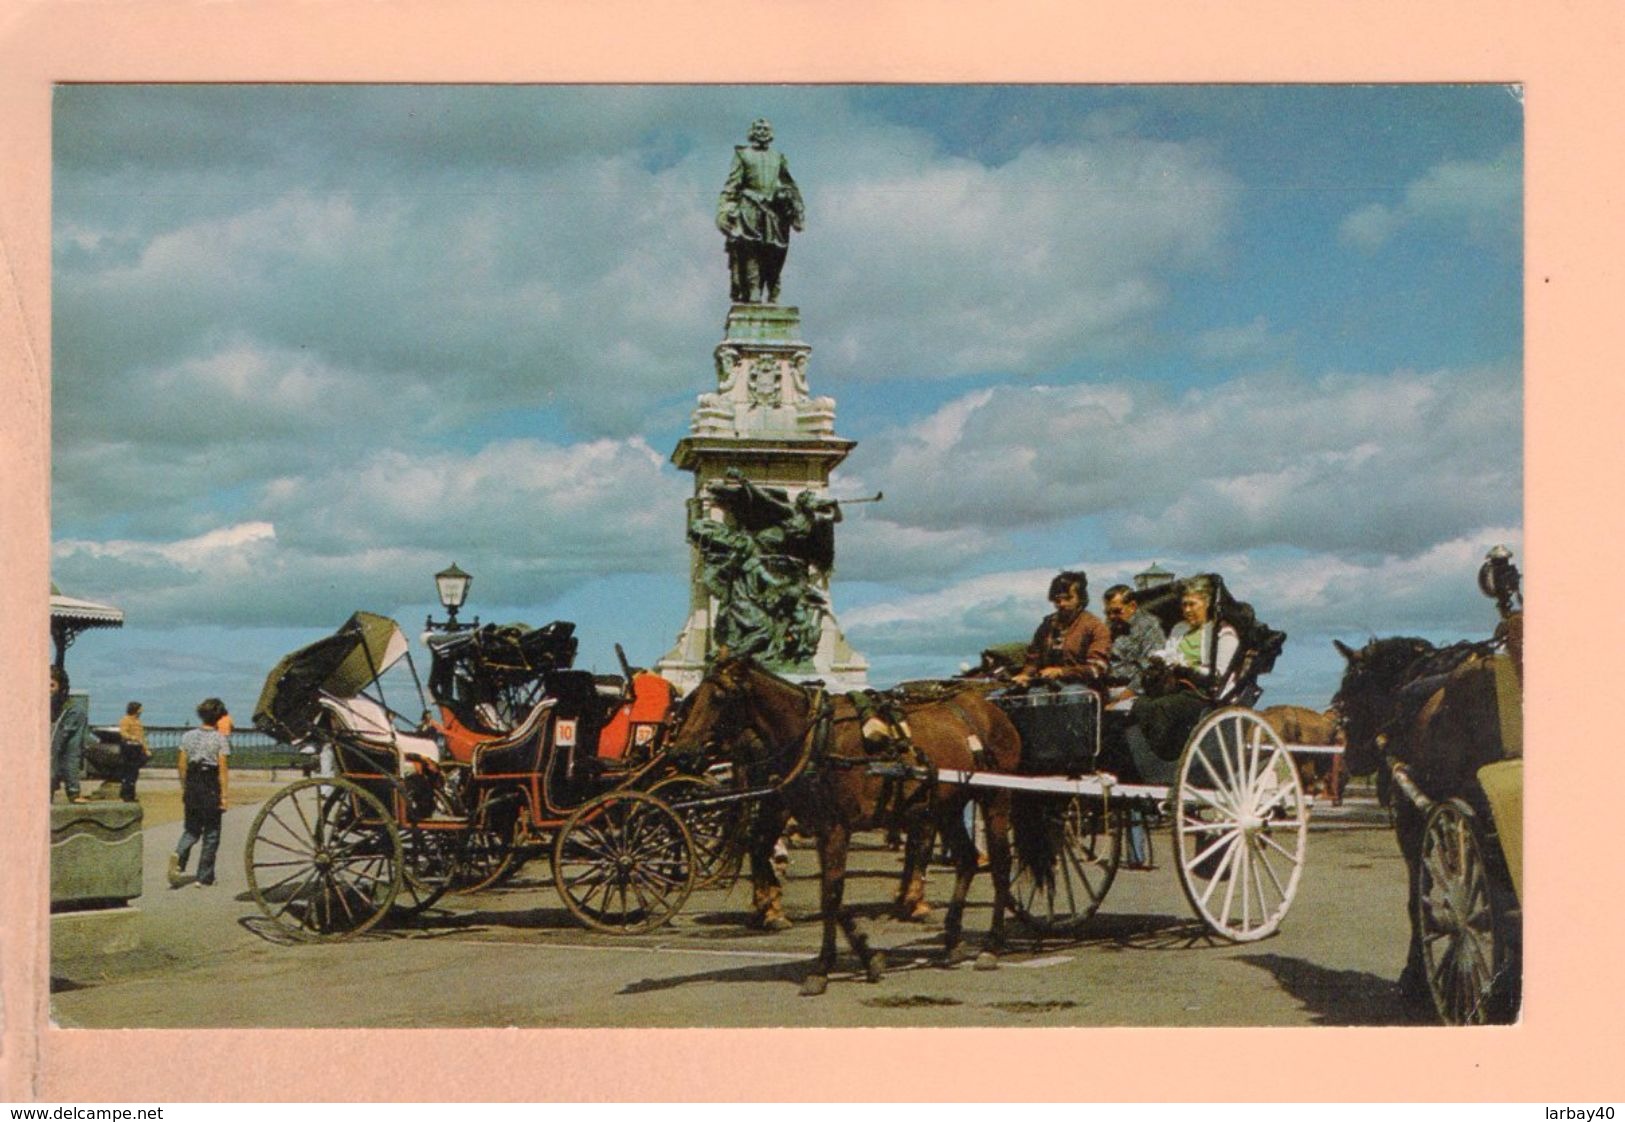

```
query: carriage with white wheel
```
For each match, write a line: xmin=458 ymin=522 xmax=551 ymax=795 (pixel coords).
xmin=244 ymin=612 xmax=723 ymax=942
xmin=924 ymin=573 xmax=1311 ymax=944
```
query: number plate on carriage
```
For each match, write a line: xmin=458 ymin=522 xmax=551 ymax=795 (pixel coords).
xmin=556 ymin=719 xmax=577 ymax=746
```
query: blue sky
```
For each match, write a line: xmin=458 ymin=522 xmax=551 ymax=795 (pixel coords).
xmin=51 ymin=85 xmax=1522 ymax=725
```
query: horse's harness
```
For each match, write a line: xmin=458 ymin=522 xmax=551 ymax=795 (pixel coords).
xmin=677 ymin=669 xmax=836 ymax=795
xmin=1344 ymin=638 xmax=1499 ymax=799
xmin=690 ymin=669 xmax=963 ymax=821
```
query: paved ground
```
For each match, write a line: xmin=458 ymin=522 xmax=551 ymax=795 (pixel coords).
xmin=50 ymin=777 xmax=1424 ymax=1028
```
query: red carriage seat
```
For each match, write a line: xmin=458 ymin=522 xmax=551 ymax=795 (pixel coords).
xmin=597 ymin=672 xmax=676 ymax=760
xmin=437 ymin=706 xmax=494 ymax=764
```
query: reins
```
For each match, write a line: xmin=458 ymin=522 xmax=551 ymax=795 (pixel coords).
xmin=700 ymin=666 xmax=833 ymax=794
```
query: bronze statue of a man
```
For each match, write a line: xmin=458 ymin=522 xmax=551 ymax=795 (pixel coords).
xmin=717 ymin=118 xmax=805 ymax=304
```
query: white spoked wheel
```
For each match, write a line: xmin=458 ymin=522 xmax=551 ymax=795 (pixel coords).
xmin=1173 ymin=708 xmax=1307 ymax=942
xmin=1416 ymin=799 xmax=1505 ymax=1025
xmin=1010 ymin=796 xmax=1122 ymax=936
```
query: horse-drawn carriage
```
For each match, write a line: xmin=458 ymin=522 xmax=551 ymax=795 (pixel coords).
xmin=980 ymin=573 xmax=1307 ymax=943
xmin=665 ymin=572 xmax=1315 ymax=993
xmin=1334 ymin=547 xmax=1524 ymax=1024
xmin=245 ymin=612 xmax=731 ymax=941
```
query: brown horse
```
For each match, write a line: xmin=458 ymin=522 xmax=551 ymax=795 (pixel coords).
xmin=1333 ymin=633 xmax=1521 ymax=1020
xmin=667 ymin=655 xmax=1022 ymax=995
xmin=1261 ymin=704 xmax=1344 ymax=798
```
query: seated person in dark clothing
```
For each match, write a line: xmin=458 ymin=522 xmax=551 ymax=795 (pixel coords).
xmin=1013 ymin=570 xmax=1111 ymax=688
xmin=1125 ymin=577 xmax=1240 ymax=784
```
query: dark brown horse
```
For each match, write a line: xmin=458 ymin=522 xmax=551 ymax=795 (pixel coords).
xmin=1333 ymin=632 xmax=1521 ymax=1019
xmin=667 ymin=656 xmax=1022 ymax=995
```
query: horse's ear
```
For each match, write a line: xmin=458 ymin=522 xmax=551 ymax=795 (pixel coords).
xmin=1333 ymin=639 xmax=1358 ymax=663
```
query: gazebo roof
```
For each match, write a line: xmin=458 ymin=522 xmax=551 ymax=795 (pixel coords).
xmin=49 ymin=584 xmax=124 ymax=628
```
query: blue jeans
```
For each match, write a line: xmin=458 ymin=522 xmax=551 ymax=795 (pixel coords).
xmin=176 ymin=820 xmax=222 ymax=885
xmin=177 ymin=768 xmax=223 ymax=884
xmin=1124 ymin=811 xmax=1152 ymax=865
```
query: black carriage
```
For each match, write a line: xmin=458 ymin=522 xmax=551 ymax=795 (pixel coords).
xmin=244 ymin=613 xmax=728 ymax=941
xmin=959 ymin=574 xmax=1310 ymax=942
xmin=1393 ymin=559 xmax=1524 ymax=1026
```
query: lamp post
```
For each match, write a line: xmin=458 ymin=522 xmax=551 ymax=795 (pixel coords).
xmin=427 ymin=562 xmax=476 ymax=632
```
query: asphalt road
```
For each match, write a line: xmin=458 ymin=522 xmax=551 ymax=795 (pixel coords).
xmin=50 ymin=779 xmax=1424 ymax=1028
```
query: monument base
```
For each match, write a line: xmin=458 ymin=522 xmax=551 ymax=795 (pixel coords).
xmin=658 ymin=611 xmax=869 ymax=695
xmin=660 ymin=301 xmax=868 ymax=693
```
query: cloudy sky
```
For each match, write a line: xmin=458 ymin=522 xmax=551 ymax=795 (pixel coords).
xmin=52 ymin=85 xmax=1522 ymax=726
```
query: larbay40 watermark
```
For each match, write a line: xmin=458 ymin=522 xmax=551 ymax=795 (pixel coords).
xmin=1547 ymin=1110 xmax=1616 ymax=1121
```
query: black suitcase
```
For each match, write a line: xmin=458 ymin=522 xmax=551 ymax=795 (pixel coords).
xmin=992 ymin=685 xmax=1100 ymax=774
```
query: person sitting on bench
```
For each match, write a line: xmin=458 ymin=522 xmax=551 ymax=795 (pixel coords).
xmin=1125 ymin=577 xmax=1239 ymax=783
xmin=1012 ymin=570 xmax=1110 ymax=688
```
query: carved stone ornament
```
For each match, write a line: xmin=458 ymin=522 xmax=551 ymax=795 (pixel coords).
xmin=714 ymin=345 xmax=741 ymax=391
xmin=747 ymin=355 xmax=783 ymax=407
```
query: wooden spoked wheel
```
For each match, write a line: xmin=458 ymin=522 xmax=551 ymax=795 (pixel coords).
xmin=244 ymin=777 xmax=402 ymax=941
xmin=396 ymin=824 xmax=460 ymax=915
xmin=450 ymin=820 xmax=520 ymax=894
xmin=1416 ymin=799 xmax=1506 ymax=1025
xmin=551 ymin=790 xmax=695 ymax=934
xmin=437 ymin=767 xmax=520 ymax=895
xmin=1010 ymin=795 xmax=1122 ymax=935
xmin=394 ymin=778 xmax=467 ymax=916
xmin=1173 ymin=708 xmax=1307 ymax=942
xmin=647 ymin=774 xmax=745 ymax=889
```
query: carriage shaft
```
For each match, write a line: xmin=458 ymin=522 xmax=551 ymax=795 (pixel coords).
xmin=866 ymin=761 xmax=1169 ymax=802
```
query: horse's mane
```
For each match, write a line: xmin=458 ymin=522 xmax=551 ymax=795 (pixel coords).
xmin=1344 ymin=635 xmax=1493 ymax=692
xmin=1336 ymin=634 xmax=1500 ymax=773
xmin=721 ymin=656 xmax=814 ymax=700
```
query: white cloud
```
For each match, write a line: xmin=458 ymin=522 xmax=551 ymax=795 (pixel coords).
xmin=1193 ymin=316 xmax=1291 ymax=363
xmin=1339 ymin=146 xmax=1521 ymax=251
xmin=834 ymin=518 xmax=999 ymax=583
xmin=53 ymin=96 xmax=1239 ymax=468
xmin=843 ymin=527 xmax=1523 ymax=701
xmin=802 ymin=132 xmax=1237 ymax=379
xmin=52 ymin=436 xmax=691 ymax=627
xmin=850 ymin=363 xmax=1521 ymax=557
xmin=1338 ymin=203 xmax=1401 ymax=252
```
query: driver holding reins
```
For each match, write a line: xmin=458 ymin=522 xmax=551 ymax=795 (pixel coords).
xmin=1013 ymin=570 xmax=1111 ymax=688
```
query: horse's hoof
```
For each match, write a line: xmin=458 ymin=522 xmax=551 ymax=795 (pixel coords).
xmin=800 ymin=974 xmax=829 ymax=997
xmin=762 ymin=915 xmax=793 ymax=933
xmin=865 ymin=951 xmax=887 ymax=984
xmin=897 ymin=900 xmax=933 ymax=922
xmin=973 ymin=951 xmax=999 ymax=972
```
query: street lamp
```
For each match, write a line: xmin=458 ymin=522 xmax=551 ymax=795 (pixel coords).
xmin=428 ymin=562 xmax=476 ymax=632
xmin=1478 ymin=545 xmax=1521 ymax=619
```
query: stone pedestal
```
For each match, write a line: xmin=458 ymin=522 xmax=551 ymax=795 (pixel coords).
xmin=50 ymin=800 xmax=144 ymax=965
xmin=658 ymin=304 xmax=868 ymax=693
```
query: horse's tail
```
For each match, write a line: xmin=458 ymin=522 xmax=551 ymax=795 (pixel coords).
xmin=1008 ymin=789 xmax=1056 ymax=891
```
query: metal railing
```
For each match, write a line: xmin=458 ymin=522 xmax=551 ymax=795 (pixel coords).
xmin=98 ymin=724 xmax=305 ymax=771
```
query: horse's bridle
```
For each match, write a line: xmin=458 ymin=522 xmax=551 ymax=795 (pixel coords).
xmin=670 ymin=662 xmax=833 ymax=792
